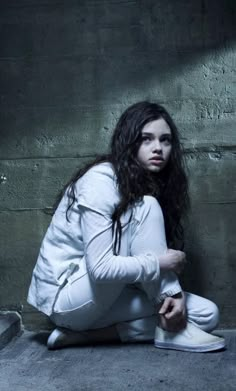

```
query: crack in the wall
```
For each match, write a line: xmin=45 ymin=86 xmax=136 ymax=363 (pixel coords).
xmin=0 ymin=146 xmax=235 ymax=162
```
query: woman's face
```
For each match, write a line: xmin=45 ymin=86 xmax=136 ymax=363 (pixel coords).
xmin=136 ymin=118 xmax=172 ymax=173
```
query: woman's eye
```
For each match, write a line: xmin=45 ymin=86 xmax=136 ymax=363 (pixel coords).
xmin=142 ymin=136 xmax=151 ymax=143
xmin=161 ymin=136 xmax=172 ymax=144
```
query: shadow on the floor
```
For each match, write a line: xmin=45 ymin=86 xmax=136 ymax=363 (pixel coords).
xmin=29 ymin=331 xmax=49 ymax=346
xmin=29 ymin=330 xmax=125 ymax=349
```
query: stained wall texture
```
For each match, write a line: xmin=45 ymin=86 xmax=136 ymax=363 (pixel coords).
xmin=0 ymin=0 xmax=235 ymax=329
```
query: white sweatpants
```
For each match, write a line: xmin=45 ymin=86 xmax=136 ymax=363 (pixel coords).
xmin=51 ymin=196 xmax=219 ymax=342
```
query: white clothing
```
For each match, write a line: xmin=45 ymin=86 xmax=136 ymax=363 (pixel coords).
xmin=49 ymin=195 xmax=219 ymax=341
xmin=28 ymin=162 xmax=219 ymax=342
xmin=51 ymin=288 xmax=219 ymax=342
xmin=27 ymin=162 xmax=180 ymax=316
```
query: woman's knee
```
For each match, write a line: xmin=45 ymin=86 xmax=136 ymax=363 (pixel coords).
xmin=134 ymin=195 xmax=164 ymax=224
xmin=129 ymin=195 xmax=167 ymax=254
xmin=143 ymin=195 xmax=161 ymax=210
xmin=186 ymin=292 xmax=220 ymax=332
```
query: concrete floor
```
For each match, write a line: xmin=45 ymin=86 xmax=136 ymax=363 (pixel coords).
xmin=0 ymin=330 xmax=235 ymax=391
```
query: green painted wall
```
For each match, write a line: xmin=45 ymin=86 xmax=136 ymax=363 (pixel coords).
xmin=0 ymin=0 xmax=235 ymax=329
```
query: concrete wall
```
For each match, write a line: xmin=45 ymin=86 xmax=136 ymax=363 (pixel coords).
xmin=0 ymin=0 xmax=235 ymax=329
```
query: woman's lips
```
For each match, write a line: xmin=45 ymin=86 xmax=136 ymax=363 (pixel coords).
xmin=149 ymin=157 xmax=164 ymax=164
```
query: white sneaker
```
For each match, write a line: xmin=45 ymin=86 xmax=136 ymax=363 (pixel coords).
xmin=47 ymin=327 xmax=88 ymax=350
xmin=154 ymin=322 xmax=225 ymax=352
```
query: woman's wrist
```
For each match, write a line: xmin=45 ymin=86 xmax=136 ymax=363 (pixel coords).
xmin=158 ymin=254 xmax=169 ymax=271
xmin=172 ymin=291 xmax=184 ymax=299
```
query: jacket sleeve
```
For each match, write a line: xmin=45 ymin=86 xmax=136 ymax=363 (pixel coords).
xmin=79 ymin=206 xmax=160 ymax=283
xmin=75 ymin=163 xmax=160 ymax=283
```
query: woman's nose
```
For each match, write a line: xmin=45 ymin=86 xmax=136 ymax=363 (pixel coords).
xmin=152 ymin=140 xmax=162 ymax=152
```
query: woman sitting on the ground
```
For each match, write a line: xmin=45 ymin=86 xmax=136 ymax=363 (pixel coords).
xmin=28 ymin=101 xmax=225 ymax=351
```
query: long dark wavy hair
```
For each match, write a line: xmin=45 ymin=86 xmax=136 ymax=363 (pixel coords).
xmin=56 ymin=101 xmax=190 ymax=253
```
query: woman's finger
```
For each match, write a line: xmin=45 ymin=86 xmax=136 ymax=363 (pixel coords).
xmin=158 ymin=297 xmax=172 ymax=315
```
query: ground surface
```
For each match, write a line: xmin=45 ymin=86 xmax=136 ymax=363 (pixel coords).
xmin=0 ymin=330 xmax=235 ymax=391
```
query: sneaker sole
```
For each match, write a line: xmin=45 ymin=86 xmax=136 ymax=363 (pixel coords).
xmin=154 ymin=339 xmax=226 ymax=353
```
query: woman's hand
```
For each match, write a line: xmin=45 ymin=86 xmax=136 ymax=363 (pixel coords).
xmin=158 ymin=249 xmax=187 ymax=275
xmin=158 ymin=292 xmax=187 ymax=332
